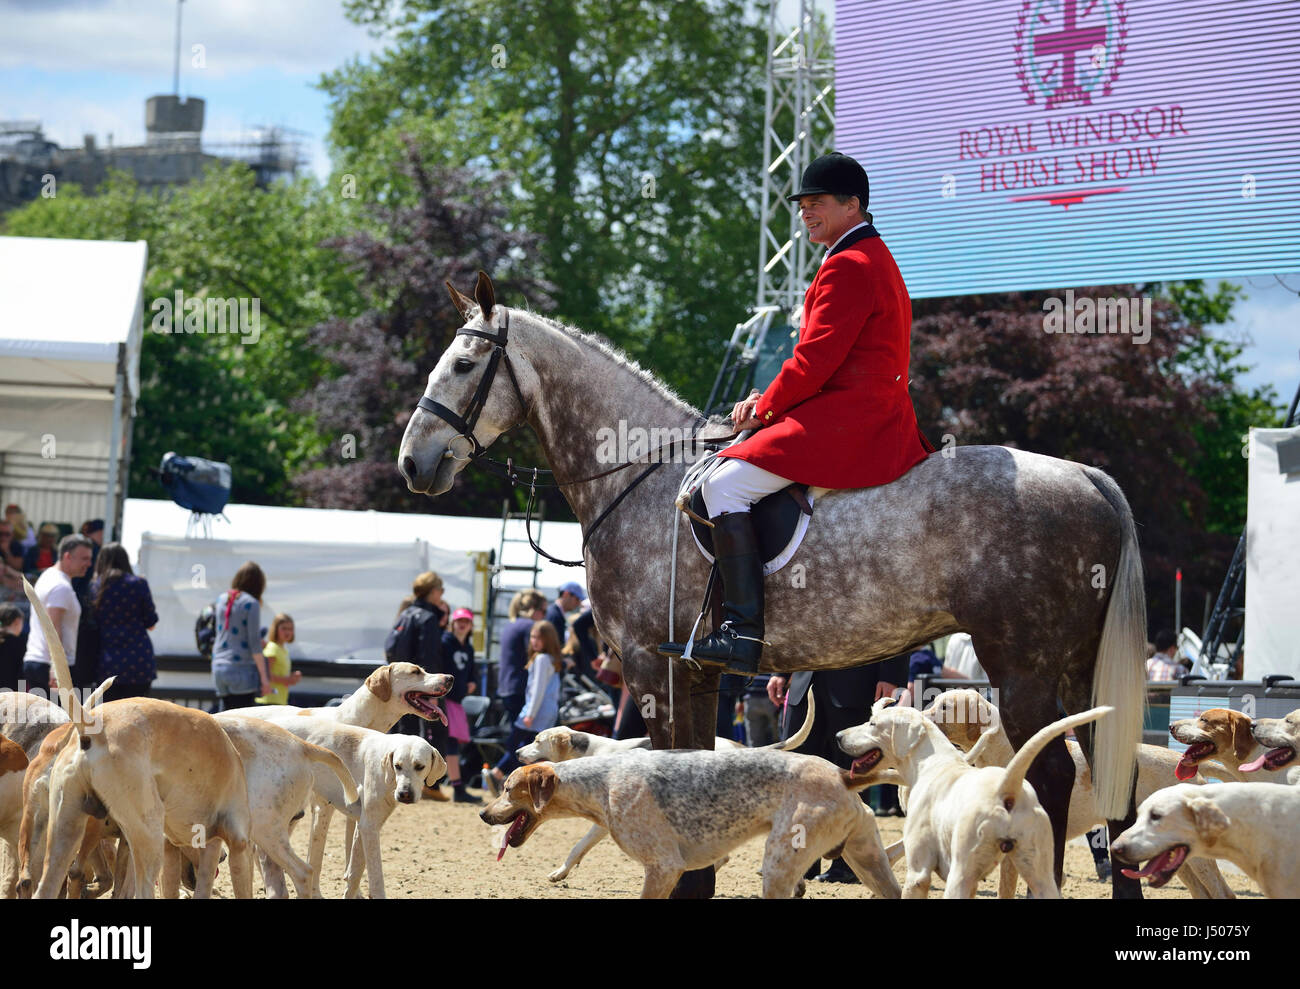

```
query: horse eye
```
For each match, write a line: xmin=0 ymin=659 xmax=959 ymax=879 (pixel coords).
xmin=454 ymin=359 xmax=474 ymax=374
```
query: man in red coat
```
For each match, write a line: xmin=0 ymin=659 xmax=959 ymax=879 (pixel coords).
xmin=661 ymin=152 xmax=934 ymax=675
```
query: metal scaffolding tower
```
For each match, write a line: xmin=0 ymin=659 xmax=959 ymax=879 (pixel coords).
xmin=756 ymin=0 xmax=835 ymax=319
xmin=707 ymin=1 xmax=834 ymax=416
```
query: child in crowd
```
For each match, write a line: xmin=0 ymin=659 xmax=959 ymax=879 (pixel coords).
xmin=432 ymin=607 xmax=481 ymax=803
xmin=490 ymin=619 xmax=563 ymax=791
xmin=256 ymin=613 xmax=303 ymax=705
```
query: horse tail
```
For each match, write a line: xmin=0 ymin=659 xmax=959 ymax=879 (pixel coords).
xmin=1081 ymin=466 xmax=1148 ymax=819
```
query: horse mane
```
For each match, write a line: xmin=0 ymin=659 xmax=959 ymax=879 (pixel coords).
xmin=512 ymin=308 xmax=705 ymax=418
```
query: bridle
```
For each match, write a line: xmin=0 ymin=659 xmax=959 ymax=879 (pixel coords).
xmin=411 ymin=307 xmax=706 ymax=566
xmin=415 ymin=307 xmax=526 ymax=463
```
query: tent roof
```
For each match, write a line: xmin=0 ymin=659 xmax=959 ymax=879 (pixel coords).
xmin=122 ymin=498 xmax=587 ymax=592
xmin=0 ymin=236 xmax=148 ymax=396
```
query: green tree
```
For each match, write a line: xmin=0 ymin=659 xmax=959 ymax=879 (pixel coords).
xmin=323 ymin=0 xmax=769 ymax=405
xmin=4 ymin=167 xmax=361 ymax=504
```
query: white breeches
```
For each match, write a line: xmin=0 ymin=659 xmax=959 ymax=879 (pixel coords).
xmin=700 ymin=457 xmax=795 ymax=516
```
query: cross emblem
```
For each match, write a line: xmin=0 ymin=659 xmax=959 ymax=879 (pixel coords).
xmin=1033 ymin=0 xmax=1108 ymax=108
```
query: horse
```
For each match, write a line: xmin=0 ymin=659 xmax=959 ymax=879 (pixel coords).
xmin=399 ymin=272 xmax=1148 ymax=898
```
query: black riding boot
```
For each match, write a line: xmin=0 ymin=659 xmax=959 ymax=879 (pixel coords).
xmin=658 ymin=512 xmax=765 ymax=676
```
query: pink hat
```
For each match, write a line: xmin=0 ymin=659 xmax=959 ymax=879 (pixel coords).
xmin=451 ymin=608 xmax=473 ymax=622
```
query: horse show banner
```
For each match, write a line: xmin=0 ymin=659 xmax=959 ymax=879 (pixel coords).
xmin=835 ymin=0 xmax=1300 ymax=297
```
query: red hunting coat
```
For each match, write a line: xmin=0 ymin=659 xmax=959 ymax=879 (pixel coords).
xmin=718 ymin=225 xmax=935 ymax=489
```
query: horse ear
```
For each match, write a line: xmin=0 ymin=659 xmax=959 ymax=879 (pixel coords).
xmin=474 ymin=270 xmax=496 ymax=321
xmin=445 ymin=281 xmax=475 ymax=320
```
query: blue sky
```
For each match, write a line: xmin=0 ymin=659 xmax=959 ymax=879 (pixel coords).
xmin=2 ymin=0 xmax=1295 ymax=412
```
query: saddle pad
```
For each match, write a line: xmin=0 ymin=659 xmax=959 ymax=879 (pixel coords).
xmin=688 ymin=485 xmax=815 ymax=577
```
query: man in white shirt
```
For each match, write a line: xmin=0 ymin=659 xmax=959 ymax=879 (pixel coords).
xmin=23 ymin=533 xmax=94 ymax=693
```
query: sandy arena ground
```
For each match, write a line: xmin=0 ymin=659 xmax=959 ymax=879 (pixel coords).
xmin=202 ymin=790 xmax=1262 ymax=899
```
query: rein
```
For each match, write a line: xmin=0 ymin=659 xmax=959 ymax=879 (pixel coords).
xmin=413 ymin=307 xmax=708 ymax=567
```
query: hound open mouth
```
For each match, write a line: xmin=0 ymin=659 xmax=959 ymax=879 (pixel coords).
xmin=1121 ymin=845 xmax=1188 ymax=887
xmin=850 ymin=749 xmax=882 ymax=776
xmin=405 ymin=691 xmax=447 ymax=724
xmin=1175 ymin=742 xmax=1215 ymax=780
xmin=1240 ymin=745 xmax=1296 ymax=773
xmin=497 ymin=812 xmax=530 ymax=861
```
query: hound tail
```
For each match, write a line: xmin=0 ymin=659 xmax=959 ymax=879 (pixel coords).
xmin=303 ymin=741 xmax=360 ymax=804
xmin=998 ymin=707 xmax=1111 ymax=808
xmin=771 ymin=690 xmax=815 ymax=752
xmin=22 ymin=578 xmax=92 ymax=741
xmin=1082 ymin=466 xmax=1148 ymax=818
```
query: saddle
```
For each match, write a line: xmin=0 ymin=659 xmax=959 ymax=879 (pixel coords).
xmin=687 ymin=483 xmax=814 ymax=574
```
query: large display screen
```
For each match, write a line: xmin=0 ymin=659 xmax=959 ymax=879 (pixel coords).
xmin=835 ymin=0 xmax=1300 ymax=296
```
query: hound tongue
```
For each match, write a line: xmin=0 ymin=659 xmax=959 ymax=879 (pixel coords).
xmin=497 ymin=813 xmax=527 ymax=862
xmin=851 ymin=751 xmax=881 ymax=776
xmin=1121 ymin=845 xmax=1188 ymax=886
xmin=1241 ymin=747 xmax=1293 ymax=772
xmin=406 ymin=692 xmax=447 ymax=725
xmin=1175 ymin=743 xmax=1213 ymax=780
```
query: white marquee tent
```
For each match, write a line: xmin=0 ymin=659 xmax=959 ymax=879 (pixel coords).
xmin=121 ymin=498 xmax=585 ymax=662
xmin=0 ymin=236 xmax=147 ymax=538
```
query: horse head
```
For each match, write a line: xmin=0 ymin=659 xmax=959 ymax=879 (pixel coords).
xmin=399 ymin=271 xmax=535 ymax=495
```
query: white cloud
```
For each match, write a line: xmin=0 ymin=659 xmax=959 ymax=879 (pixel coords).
xmin=0 ymin=0 xmax=386 ymax=79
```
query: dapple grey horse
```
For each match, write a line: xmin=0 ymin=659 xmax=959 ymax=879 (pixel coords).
xmin=399 ymin=273 xmax=1148 ymax=898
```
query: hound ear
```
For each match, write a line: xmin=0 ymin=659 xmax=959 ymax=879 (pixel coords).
xmin=1186 ymin=797 xmax=1229 ymax=843
xmin=872 ymin=696 xmax=898 ymax=716
xmin=367 ymin=666 xmax=394 ymax=703
xmin=426 ymin=749 xmax=447 ymax=786
xmin=1231 ymin=713 xmax=1255 ymax=764
xmin=446 ymin=281 xmax=476 ymax=320
xmin=474 ymin=270 xmax=496 ymax=320
xmin=892 ymin=713 xmax=926 ymax=757
xmin=528 ymin=765 xmax=558 ymax=814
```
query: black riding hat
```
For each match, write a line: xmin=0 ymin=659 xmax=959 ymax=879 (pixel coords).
xmin=787 ymin=151 xmax=870 ymax=208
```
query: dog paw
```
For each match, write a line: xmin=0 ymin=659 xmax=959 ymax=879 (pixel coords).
xmin=547 ymin=868 xmax=570 ymax=883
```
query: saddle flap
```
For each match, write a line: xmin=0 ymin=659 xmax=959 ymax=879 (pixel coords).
xmin=688 ymin=484 xmax=812 ymax=567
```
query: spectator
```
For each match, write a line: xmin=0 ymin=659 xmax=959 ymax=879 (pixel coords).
xmin=434 ymin=607 xmax=482 ymax=803
xmin=0 ymin=604 xmax=24 ymax=691
xmin=72 ymin=519 xmax=104 ymax=597
xmin=389 ymin=572 xmax=450 ymax=757
xmin=742 ymin=675 xmax=778 ymax=747
xmin=490 ymin=620 xmax=563 ymax=791
xmin=22 ymin=533 xmax=94 ymax=692
xmin=0 ymin=552 xmax=25 ymax=606
xmin=1146 ymin=629 xmax=1186 ymax=681
xmin=0 ymin=518 xmax=24 ymax=572
xmin=546 ymin=582 xmax=585 ymax=646
xmin=497 ymin=589 xmax=547 ymax=728
xmin=89 ymin=543 xmax=159 ymax=703
xmin=22 ymin=523 xmax=62 ymax=576
xmin=255 ymin=613 xmax=303 ymax=706
xmin=211 ymin=562 xmax=271 ymax=711
xmin=943 ymin=631 xmax=987 ymax=681
xmin=5 ymin=505 xmax=36 ymax=552
xmin=905 ymin=642 xmax=967 ymax=703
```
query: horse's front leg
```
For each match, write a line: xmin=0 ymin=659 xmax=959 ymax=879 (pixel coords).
xmin=623 ymin=646 xmax=711 ymax=749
